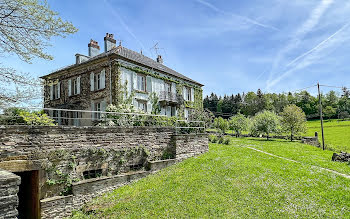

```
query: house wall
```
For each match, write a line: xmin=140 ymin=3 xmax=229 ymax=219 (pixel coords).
xmin=43 ymin=57 xmax=203 ymax=123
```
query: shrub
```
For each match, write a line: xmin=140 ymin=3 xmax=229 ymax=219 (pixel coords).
xmin=210 ymin=135 xmax=218 ymax=143
xmin=218 ymin=136 xmax=224 ymax=144
xmin=0 ymin=108 xmax=55 ymax=126
xmin=213 ymin=117 xmax=228 ymax=134
xmin=223 ymin=137 xmax=230 ymax=145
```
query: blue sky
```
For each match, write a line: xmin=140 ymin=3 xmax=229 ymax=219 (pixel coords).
xmin=4 ymin=0 xmax=350 ymax=96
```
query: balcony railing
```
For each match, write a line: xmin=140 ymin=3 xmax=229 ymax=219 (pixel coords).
xmin=159 ymin=91 xmax=178 ymax=103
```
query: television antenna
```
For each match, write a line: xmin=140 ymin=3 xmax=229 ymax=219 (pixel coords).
xmin=150 ymin=42 xmax=166 ymax=56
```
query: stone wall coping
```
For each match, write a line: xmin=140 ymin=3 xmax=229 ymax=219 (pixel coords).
xmin=148 ymin=159 xmax=176 ymax=164
xmin=174 ymin=133 xmax=208 ymax=137
xmin=0 ymin=125 xmax=176 ymax=134
xmin=72 ymin=170 xmax=147 ymax=186
xmin=40 ymin=195 xmax=73 ymax=203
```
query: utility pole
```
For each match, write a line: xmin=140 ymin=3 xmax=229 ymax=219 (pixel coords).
xmin=317 ymin=83 xmax=325 ymax=150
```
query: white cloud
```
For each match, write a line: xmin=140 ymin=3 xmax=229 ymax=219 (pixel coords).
xmin=266 ymin=21 xmax=350 ymax=89
xmin=195 ymin=0 xmax=279 ymax=31
xmin=266 ymin=0 xmax=335 ymax=89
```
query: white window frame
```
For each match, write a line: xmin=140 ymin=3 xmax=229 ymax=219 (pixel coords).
xmin=94 ymin=73 xmax=102 ymax=90
xmin=136 ymin=74 xmax=146 ymax=92
xmin=52 ymin=83 xmax=60 ymax=100
xmin=185 ymin=87 xmax=191 ymax=101
xmin=137 ymin=100 xmax=147 ymax=112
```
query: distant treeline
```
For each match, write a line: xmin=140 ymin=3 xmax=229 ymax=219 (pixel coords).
xmin=203 ymin=88 xmax=350 ymax=120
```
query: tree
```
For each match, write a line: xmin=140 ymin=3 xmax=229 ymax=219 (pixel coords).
xmin=0 ymin=0 xmax=78 ymax=107
xmin=213 ymin=117 xmax=228 ymax=134
xmin=323 ymin=106 xmax=336 ymax=120
xmin=229 ymin=113 xmax=250 ymax=137
xmin=280 ymin=105 xmax=306 ymax=141
xmin=251 ymin=110 xmax=280 ymax=140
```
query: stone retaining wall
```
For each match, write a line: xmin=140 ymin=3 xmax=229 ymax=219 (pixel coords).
xmin=0 ymin=169 xmax=21 ymax=219
xmin=174 ymin=134 xmax=209 ymax=160
xmin=0 ymin=126 xmax=208 ymax=218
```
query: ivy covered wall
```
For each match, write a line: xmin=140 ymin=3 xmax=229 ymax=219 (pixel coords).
xmin=114 ymin=61 xmax=203 ymax=117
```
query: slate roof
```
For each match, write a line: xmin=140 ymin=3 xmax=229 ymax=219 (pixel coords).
xmin=42 ymin=46 xmax=203 ymax=86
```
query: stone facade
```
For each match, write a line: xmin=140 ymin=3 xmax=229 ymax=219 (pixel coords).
xmin=0 ymin=126 xmax=208 ymax=218
xmin=41 ymin=34 xmax=203 ymax=122
xmin=0 ymin=169 xmax=20 ymax=219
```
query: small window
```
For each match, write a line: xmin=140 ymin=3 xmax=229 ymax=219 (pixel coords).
xmin=95 ymin=73 xmax=101 ymax=90
xmin=52 ymin=84 xmax=59 ymax=99
xmin=137 ymin=100 xmax=147 ymax=112
xmin=186 ymin=87 xmax=191 ymax=101
xmin=83 ymin=169 xmax=102 ymax=179
xmin=165 ymin=82 xmax=171 ymax=94
xmin=95 ymin=102 xmax=101 ymax=120
xmin=73 ymin=78 xmax=78 ymax=95
xmin=137 ymin=74 xmax=146 ymax=91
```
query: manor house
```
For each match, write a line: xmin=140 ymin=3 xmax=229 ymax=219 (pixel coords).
xmin=41 ymin=33 xmax=203 ymax=125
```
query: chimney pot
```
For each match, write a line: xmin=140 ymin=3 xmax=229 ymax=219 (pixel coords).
xmin=104 ymin=33 xmax=116 ymax=52
xmin=88 ymin=39 xmax=100 ymax=57
xmin=156 ymin=55 xmax=163 ymax=64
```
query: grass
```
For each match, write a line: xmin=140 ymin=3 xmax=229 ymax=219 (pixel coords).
xmin=71 ymin=138 xmax=350 ymax=218
xmin=306 ymin=119 xmax=350 ymax=152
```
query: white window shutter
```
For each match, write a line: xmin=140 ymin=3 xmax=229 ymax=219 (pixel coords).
xmin=191 ymin=88 xmax=194 ymax=102
xmin=101 ymin=69 xmax=106 ymax=89
xmin=183 ymin=86 xmax=186 ymax=100
xmin=171 ymin=83 xmax=176 ymax=94
xmin=68 ymin=79 xmax=72 ymax=96
xmin=147 ymin=102 xmax=152 ymax=113
xmin=101 ymin=100 xmax=106 ymax=112
xmin=77 ymin=76 xmax=81 ymax=94
xmin=133 ymin=72 xmax=138 ymax=90
xmin=91 ymin=102 xmax=95 ymax=120
xmin=50 ymin=85 xmax=53 ymax=100
xmin=90 ymin=72 xmax=94 ymax=91
xmin=146 ymin=76 xmax=152 ymax=92
xmin=57 ymin=82 xmax=61 ymax=99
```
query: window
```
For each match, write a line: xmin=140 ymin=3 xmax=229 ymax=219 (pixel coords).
xmin=50 ymin=83 xmax=60 ymax=100
xmin=165 ymin=82 xmax=171 ymax=94
xmin=137 ymin=74 xmax=146 ymax=91
xmin=95 ymin=73 xmax=101 ymax=90
xmin=184 ymin=108 xmax=189 ymax=120
xmin=90 ymin=69 xmax=105 ymax=91
xmin=73 ymin=78 xmax=78 ymax=95
xmin=137 ymin=100 xmax=147 ymax=112
xmin=92 ymin=100 xmax=106 ymax=121
xmin=72 ymin=111 xmax=81 ymax=126
xmin=186 ymin=87 xmax=191 ymax=101
xmin=68 ymin=77 xmax=80 ymax=96
xmin=95 ymin=102 xmax=101 ymax=120
xmin=83 ymin=169 xmax=102 ymax=179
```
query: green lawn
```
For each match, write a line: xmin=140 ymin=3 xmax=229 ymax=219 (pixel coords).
xmin=306 ymin=119 xmax=350 ymax=152
xmin=72 ymin=138 xmax=350 ymax=218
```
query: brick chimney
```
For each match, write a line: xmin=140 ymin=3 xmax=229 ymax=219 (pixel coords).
xmin=104 ymin=33 xmax=116 ymax=52
xmin=88 ymin=39 xmax=100 ymax=57
xmin=156 ymin=55 xmax=163 ymax=64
